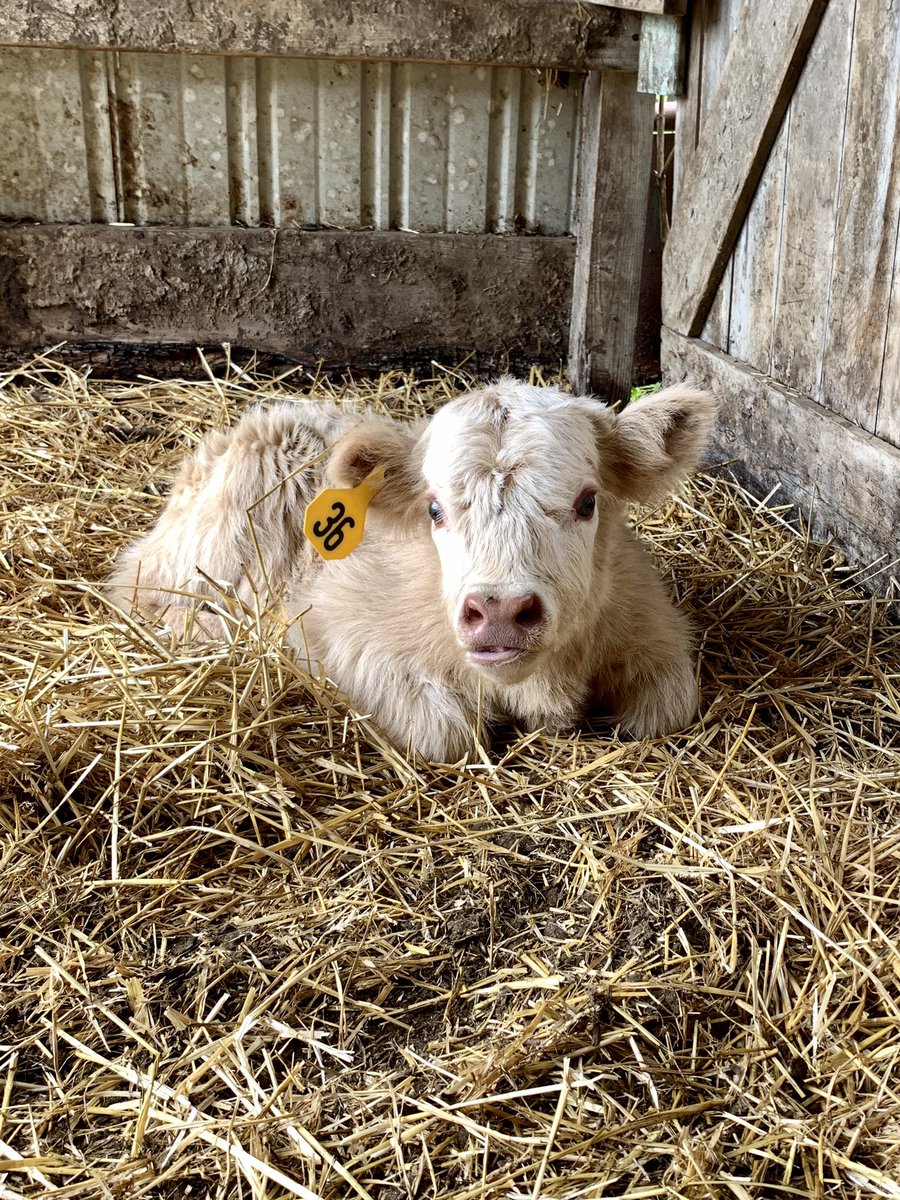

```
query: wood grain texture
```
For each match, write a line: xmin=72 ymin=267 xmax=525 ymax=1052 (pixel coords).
xmin=662 ymin=0 xmax=829 ymax=338
xmin=0 ymin=225 xmax=574 ymax=370
xmin=821 ymin=5 xmax=900 ymax=432
xmin=637 ymin=14 xmax=686 ymax=96
xmin=770 ymin=0 xmax=854 ymax=398
xmin=693 ymin=0 xmax=744 ymax=348
xmin=0 ymin=0 xmax=641 ymax=70
xmin=672 ymin=0 xmax=703 ymax=207
xmin=663 ymin=328 xmax=900 ymax=583
xmin=878 ymin=218 xmax=900 ymax=448
xmin=569 ymin=70 xmax=654 ymax=402
xmin=727 ymin=120 xmax=789 ymax=373
xmin=589 ymin=0 xmax=686 ymax=13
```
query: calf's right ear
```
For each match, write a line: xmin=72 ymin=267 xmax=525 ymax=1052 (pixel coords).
xmin=326 ymin=415 xmax=424 ymax=522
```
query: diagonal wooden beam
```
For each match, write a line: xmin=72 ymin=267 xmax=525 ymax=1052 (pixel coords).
xmin=663 ymin=0 xmax=830 ymax=337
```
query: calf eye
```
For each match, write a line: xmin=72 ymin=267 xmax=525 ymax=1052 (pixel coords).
xmin=428 ymin=499 xmax=445 ymax=527
xmin=573 ymin=489 xmax=597 ymax=520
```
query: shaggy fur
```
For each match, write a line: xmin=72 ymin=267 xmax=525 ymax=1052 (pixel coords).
xmin=108 ymin=379 xmax=716 ymax=760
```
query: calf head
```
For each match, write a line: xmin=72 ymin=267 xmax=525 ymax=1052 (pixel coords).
xmin=327 ymin=380 xmax=715 ymax=681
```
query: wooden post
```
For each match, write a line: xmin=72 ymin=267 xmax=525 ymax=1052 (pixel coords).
xmin=569 ymin=70 xmax=655 ymax=403
xmin=638 ymin=14 xmax=687 ymax=96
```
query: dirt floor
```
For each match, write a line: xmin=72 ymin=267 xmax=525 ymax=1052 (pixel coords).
xmin=1 ymin=353 xmax=900 ymax=1199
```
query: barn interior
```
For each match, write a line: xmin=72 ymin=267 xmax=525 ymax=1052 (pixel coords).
xmin=2 ymin=2 xmax=900 ymax=1197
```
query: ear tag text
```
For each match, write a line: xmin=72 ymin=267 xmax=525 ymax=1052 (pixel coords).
xmin=303 ymin=464 xmax=386 ymax=560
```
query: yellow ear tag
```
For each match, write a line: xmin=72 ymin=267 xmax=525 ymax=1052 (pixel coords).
xmin=303 ymin=464 xmax=386 ymax=560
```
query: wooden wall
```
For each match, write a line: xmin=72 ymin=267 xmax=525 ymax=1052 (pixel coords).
xmin=664 ymin=0 xmax=900 ymax=583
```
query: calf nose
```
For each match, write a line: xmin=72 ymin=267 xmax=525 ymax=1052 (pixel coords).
xmin=461 ymin=592 xmax=544 ymax=631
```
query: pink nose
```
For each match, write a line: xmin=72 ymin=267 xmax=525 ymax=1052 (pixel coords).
xmin=461 ymin=592 xmax=544 ymax=633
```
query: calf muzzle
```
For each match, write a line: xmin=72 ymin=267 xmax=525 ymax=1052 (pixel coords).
xmin=458 ymin=592 xmax=544 ymax=664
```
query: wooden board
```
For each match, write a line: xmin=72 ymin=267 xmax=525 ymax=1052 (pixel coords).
xmin=637 ymin=14 xmax=687 ymax=96
xmin=0 ymin=0 xmax=641 ymax=70
xmin=663 ymin=328 xmax=900 ymax=582
xmin=878 ymin=207 xmax=900 ymax=448
xmin=727 ymin=120 xmax=789 ymax=373
xmin=672 ymin=3 xmax=701 ymax=208
xmin=569 ymin=70 xmax=654 ymax=402
xmin=769 ymin=0 xmax=854 ymax=398
xmin=663 ymin=0 xmax=829 ymax=338
xmin=820 ymin=4 xmax=900 ymax=432
xmin=589 ymin=1 xmax=686 ymax=13
xmin=693 ymin=0 xmax=744 ymax=348
xmin=0 ymin=225 xmax=575 ymax=372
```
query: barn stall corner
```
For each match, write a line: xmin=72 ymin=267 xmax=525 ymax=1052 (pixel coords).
xmin=2 ymin=3 xmax=900 ymax=1199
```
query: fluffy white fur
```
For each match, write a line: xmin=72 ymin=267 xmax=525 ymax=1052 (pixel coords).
xmin=108 ymin=379 xmax=716 ymax=760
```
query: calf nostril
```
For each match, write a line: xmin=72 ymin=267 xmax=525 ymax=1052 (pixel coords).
xmin=514 ymin=594 xmax=543 ymax=627
xmin=462 ymin=595 xmax=486 ymax=626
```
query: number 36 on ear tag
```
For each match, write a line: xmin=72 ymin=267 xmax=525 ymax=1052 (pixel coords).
xmin=303 ymin=464 xmax=386 ymax=560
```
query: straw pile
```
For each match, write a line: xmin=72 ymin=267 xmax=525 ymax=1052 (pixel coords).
xmin=1 ymin=351 xmax=899 ymax=1200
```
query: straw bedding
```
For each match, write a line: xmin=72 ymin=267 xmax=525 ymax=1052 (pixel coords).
xmin=1 ymin=351 xmax=899 ymax=1200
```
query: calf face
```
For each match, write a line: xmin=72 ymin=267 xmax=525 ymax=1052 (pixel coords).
xmin=327 ymin=379 xmax=715 ymax=683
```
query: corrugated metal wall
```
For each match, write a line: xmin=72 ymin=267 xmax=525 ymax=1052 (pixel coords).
xmin=0 ymin=47 xmax=582 ymax=234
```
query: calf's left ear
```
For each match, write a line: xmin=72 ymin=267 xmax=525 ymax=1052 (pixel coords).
xmin=327 ymin=415 xmax=424 ymax=521
xmin=600 ymin=384 xmax=717 ymax=504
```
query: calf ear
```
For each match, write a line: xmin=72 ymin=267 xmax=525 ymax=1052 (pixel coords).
xmin=600 ymin=384 xmax=716 ymax=504
xmin=326 ymin=415 xmax=424 ymax=520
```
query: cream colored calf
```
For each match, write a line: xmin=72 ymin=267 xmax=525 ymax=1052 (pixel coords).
xmin=109 ymin=379 xmax=716 ymax=760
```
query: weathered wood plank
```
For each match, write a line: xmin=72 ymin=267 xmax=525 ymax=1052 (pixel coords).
xmin=878 ymin=218 xmax=900 ymax=449
xmin=0 ymin=226 xmax=574 ymax=371
xmin=727 ymin=120 xmax=789 ymax=373
xmin=663 ymin=328 xmax=900 ymax=583
xmin=769 ymin=0 xmax=854 ymax=398
xmin=672 ymin=0 xmax=702 ymax=207
xmin=693 ymin=0 xmax=744 ymax=349
xmin=637 ymin=14 xmax=686 ymax=96
xmin=671 ymin=0 xmax=743 ymax=348
xmin=569 ymin=70 xmax=655 ymax=402
xmin=588 ymin=1 xmax=686 ymax=13
xmin=0 ymin=1 xmax=641 ymax=70
xmin=821 ymin=5 xmax=900 ymax=432
xmin=662 ymin=0 xmax=829 ymax=338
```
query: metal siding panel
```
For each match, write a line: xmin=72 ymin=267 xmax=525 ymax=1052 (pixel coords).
xmin=115 ymin=52 xmax=180 ymax=224
xmin=78 ymin=50 xmax=118 ymax=222
xmin=389 ymin=62 xmax=413 ymax=230
xmin=361 ymin=62 xmax=391 ymax=229
xmin=0 ymin=47 xmax=92 ymax=222
xmin=255 ymin=57 xmax=280 ymax=226
xmin=114 ymin=53 xmax=175 ymax=223
xmin=115 ymin=52 xmax=231 ymax=225
xmin=267 ymin=57 xmax=320 ymax=227
xmin=317 ymin=60 xmax=363 ymax=228
xmin=399 ymin=63 xmax=451 ymax=233
xmin=225 ymin=57 xmax=260 ymax=226
xmin=181 ymin=56 xmax=230 ymax=225
xmin=487 ymin=67 xmax=522 ymax=233
xmin=0 ymin=49 xmax=581 ymax=234
xmin=445 ymin=66 xmax=492 ymax=232
xmin=516 ymin=71 xmax=580 ymax=235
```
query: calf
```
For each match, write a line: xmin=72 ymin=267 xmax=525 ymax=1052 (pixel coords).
xmin=108 ymin=379 xmax=715 ymax=760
